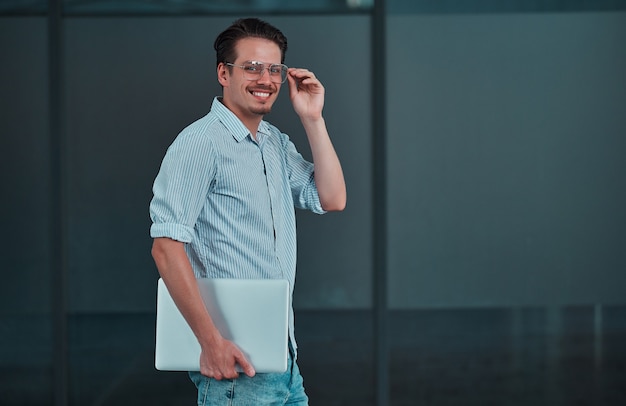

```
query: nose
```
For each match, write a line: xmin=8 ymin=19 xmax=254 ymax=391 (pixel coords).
xmin=257 ymin=67 xmax=272 ymax=84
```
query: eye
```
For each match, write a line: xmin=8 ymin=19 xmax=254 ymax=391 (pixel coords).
xmin=269 ymin=66 xmax=282 ymax=75
xmin=243 ymin=64 xmax=262 ymax=73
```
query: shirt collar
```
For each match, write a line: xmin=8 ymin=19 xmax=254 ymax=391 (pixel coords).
xmin=211 ymin=97 xmax=271 ymax=143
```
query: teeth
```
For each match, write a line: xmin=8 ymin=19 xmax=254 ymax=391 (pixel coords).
xmin=253 ymin=92 xmax=270 ymax=98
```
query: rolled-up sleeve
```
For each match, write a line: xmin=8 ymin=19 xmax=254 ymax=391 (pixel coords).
xmin=149 ymin=127 xmax=216 ymax=242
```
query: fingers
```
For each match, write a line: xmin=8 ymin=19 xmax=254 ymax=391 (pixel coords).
xmin=201 ymin=363 xmax=239 ymax=381
xmin=234 ymin=351 xmax=256 ymax=377
xmin=288 ymin=67 xmax=316 ymax=80
xmin=288 ymin=68 xmax=323 ymax=91
xmin=200 ymin=361 xmax=237 ymax=381
xmin=199 ymin=342 xmax=254 ymax=380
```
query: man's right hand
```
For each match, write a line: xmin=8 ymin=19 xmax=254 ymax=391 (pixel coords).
xmin=200 ymin=335 xmax=256 ymax=380
xmin=152 ymin=238 xmax=256 ymax=380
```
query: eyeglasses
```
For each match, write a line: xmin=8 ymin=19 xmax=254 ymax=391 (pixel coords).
xmin=225 ymin=61 xmax=289 ymax=84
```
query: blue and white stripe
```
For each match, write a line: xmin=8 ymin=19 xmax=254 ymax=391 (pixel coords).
xmin=150 ymin=97 xmax=325 ymax=350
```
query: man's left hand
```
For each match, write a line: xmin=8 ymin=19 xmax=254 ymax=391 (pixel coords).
xmin=287 ymin=68 xmax=325 ymax=121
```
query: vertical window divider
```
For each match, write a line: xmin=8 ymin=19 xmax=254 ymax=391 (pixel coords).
xmin=49 ymin=0 xmax=68 ymax=404
xmin=372 ymin=0 xmax=389 ymax=405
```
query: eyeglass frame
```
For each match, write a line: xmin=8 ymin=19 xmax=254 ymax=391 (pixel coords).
xmin=225 ymin=61 xmax=289 ymax=84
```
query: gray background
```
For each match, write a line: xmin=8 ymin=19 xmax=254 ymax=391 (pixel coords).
xmin=4 ymin=12 xmax=624 ymax=314
xmin=62 ymin=16 xmax=372 ymax=312
xmin=387 ymin=12 xmax=626 ymax=308
xmin=1 ymin=3 xmax=625 ymax=405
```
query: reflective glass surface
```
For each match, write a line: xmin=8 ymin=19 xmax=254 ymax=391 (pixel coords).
xmin=0 ymin=1 xmax=47 ymax=14
xmin=61 ymin=0 xmax=373 ymax=15
xmin=0 ymin=17 xmax=53 ymax=406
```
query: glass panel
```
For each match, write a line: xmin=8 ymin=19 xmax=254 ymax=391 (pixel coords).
xmin=386 ymin=5 xmax=626 ymax=405
xmin=389 ymin=306 xmax=626 ymax=405
xmin=388 ymin=0 xmax=626 ymax=14
xmin=386 ymin=11 xmax=626 ymax=308
xmin=0 ymin=17 xmax=53 ymax=406
xmin=65 ymin=15 xmax=373 ymax=404
xmin=63 ymin=0 xmax=373 ymax=15
xmin=0 ymin=1 xmax=47 ymax=14
xmin=69 ymin=314 xmax=174 ymax=405
xmin=296 ymin=310 xmax=375 ymax=404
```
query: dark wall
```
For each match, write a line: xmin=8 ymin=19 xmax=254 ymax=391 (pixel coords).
xmin=2 ymin=13 xmax=625 ymax=315
xmin=2 ymin=7 xmax=626 ymax=406
xmin=0 ymin=15 xmax=372 ymax=314
xmin=1 ymin=18 xmax=51 ymax=314
xmin=387 ymin=12 xmax=626 ymax=308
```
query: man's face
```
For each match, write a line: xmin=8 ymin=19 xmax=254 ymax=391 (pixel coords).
xmin=219 ymin=37 xmax=283 ymax=122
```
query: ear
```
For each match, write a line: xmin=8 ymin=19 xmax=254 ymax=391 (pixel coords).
xmin=217 ymin=63 xmax=230 ymax=87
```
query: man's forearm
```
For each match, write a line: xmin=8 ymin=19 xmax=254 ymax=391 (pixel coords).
xmin=301 ymin=117 xmax=346 ymax=212
xmin=151 ymin=238 xmax=222 ymax=346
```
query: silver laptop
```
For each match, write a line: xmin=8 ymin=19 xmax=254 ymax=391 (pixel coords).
xmin=155 ymin=277 xmax=289 ymax=373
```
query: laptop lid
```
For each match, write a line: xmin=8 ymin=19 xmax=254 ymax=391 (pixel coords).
xmin=155 ymin=278 xmax=289 ymax=373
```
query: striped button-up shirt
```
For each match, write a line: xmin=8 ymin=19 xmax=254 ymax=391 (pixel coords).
xmin=150 ymin=97 xmax=325 ymax=351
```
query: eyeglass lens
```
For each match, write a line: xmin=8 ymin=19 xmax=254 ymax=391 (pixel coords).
xmin=242 ymin=62 xmax=287 ymax=83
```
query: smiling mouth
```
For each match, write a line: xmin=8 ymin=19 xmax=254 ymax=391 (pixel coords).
xmin=251 ymin=90 xmax=271 ymax=98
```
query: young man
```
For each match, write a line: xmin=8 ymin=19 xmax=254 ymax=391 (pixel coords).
xmin=149 ymin=18 xmax=346 ymax=405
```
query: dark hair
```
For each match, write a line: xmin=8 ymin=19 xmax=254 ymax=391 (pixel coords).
xmin=214 ymin=18 xmax=288 ymax=67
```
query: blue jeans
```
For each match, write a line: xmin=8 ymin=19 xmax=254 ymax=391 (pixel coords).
xmin=188 ymin=349 xmax=308 ymax=406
